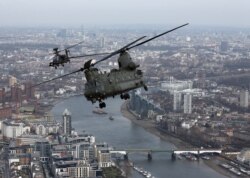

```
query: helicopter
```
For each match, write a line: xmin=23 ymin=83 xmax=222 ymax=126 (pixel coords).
xmin=49 ymin=41 xmax=108 ymax=69
xmin=34 ymin=23 xmax=189 ymax=108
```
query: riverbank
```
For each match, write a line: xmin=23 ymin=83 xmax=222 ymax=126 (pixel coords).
xmin=120 ymin=101 xmax=192 ymax=149
xmin=120 ymin=101 xmax=237 ymax=178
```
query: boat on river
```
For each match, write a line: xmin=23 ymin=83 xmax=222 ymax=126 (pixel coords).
xmin=109 ymin=116 xmax=114 ymax=120
xmin=92 ymin=108 xmax=107 ymax=115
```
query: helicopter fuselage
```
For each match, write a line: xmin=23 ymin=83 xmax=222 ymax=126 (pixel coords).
xmin=49 ymin=55 xmax=70 ymax=68
xmin=84 ymin=67 xmax=146 ymax=103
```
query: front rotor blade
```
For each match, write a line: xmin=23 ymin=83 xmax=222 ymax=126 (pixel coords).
xmin=93 ymin=36 xmax=146 ymax=66
xmin=127 ymin=23 xmax=189 ymax=50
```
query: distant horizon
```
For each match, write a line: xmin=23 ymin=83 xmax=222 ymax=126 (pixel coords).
xmin=1 ymin=0 xmax=250 ymax=29
xmin=0 ymin=23 xmax=250 ymax=30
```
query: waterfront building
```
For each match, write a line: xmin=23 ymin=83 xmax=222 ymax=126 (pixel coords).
xmin=67 ymin=134 xmax=96 ymax=145
xmin=35 ymin=122 xmax=60 ymax=136
xmin=62 ymin=108 xmax=72 ymax=135
xmin=184 ymin=93 xmax=192 ymax=114
xmin=94 ymin=143 xmax=109 ymax=158
xmin=97 ymin=149 xmax=112 ymax=168
xmin=240 ymin=90 xmax=249 ymax=108
xmin=173 ymin=91 xmax=182 ymax=111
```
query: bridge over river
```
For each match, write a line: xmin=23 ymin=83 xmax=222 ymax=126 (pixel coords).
xmin=111 ymin=148 xmax=222 ymax=160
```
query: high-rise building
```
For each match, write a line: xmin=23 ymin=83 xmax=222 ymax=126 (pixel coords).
xmin=220 ymin=41 xmax=228 ymax=52
xmin=0 ymin=88 xmax=5 ymax=103
xmin=184 ymin=93 xmax=192 ymax=114
xmin=11 ymin=85 xmax=22 ymax=103
xmin=173 ymin=91 xmax=182 ymax=111
xmin=240 ymin=90 xmax=249 ymax=108
xmin=100 ymin=37 xmax=105 ymax=48
xmin=24 ymin=82 xmax=34 ymax=100
xmin=195 ymin=69 xmax=206 ymax=88
xmin=57 ymin=29 xmax=67 ymax=38
xmin=62 ymin=108 xmax=72 ymax=135
xmin=9 ymin=75 xmax=17 ymax=87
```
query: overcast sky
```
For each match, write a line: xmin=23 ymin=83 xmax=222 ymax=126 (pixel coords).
xmin=0 ymin=0 xmax=249 ymax=28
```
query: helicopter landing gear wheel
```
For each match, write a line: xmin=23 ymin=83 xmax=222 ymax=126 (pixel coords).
xmin=121 ymin=93 xmax=130 ymax=100
xmin=99 ymin=102 xmax=106 ymax=108
xmin=124 ymin=93 xmax=130 ymax=100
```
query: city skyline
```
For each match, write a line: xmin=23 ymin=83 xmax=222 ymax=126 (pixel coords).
xmin=0 ymin=0 xmax=250 ymax=28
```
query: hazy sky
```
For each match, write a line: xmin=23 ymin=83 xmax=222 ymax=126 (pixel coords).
xmin=0 ymin=0 xmax=249 ymax=28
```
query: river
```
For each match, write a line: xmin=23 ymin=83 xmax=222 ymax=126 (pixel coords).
xmin=51 ymin=96 xmax=227 ymax=178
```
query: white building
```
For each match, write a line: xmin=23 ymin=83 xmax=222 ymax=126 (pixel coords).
xmin=1 ymin=120 xmax=30 ymax=139
xmin=35 ymin=123 xmax=60 ymax=136
xmin=240 ymin=90 xmax=249 ymax=108
xmin=184 ymin=93 xmax=192 ymax=114
xmin=9 ymin=75 xmax=17 ymax=87
xmin=156 ymin=115 xmax=163 ymax=122
xmin=93 ymin=143 xmax=112 ymax=168
xmin=97 ymin=149 xmax=112 ymax=168
xmin=237 ymin=148 xmax=250 ymax=163
xmin=160 ymin=77 xmax=193 ymax=94
xmin=181 ymin=120 xmax=197 ymax=129
xmin=54 ymin=160 xmax=92 ymax=178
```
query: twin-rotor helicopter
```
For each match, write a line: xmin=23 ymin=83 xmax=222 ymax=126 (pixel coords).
xmin=34 ymin=23 xmax=189 ymax=108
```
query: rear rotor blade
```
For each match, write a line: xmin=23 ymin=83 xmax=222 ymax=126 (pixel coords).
xmin=32 ymin=69 xmax=83 ymax=88
xmin=69 ymin=52 xmax=109 ymax=59
xmin=32 ymin=58 xmax=94 ymax=88
xmin=93 ymin=36 xmax=146 ymax=66
xmin=127 ymin=23 xmax=189 ymax=50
